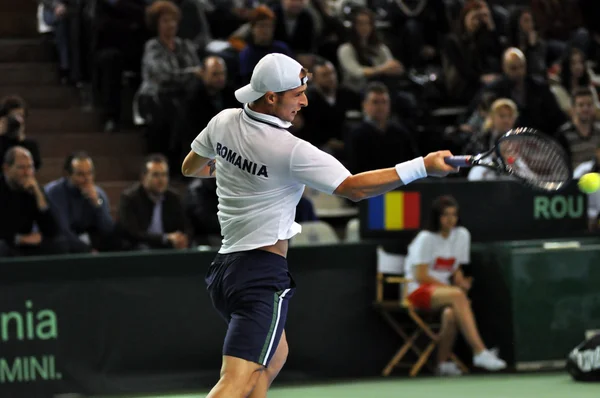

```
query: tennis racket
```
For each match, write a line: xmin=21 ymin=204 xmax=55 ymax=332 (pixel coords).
xmin=444 ymin=127 xmax=573 ymax=192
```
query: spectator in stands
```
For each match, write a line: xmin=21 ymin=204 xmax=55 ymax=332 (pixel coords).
xmin=556 ymin=88 xmax=600 ymax=170
xmin=572 ymin=0 xmax=600 ymax=74
xmin=459 ymin=91 xmax=497 ymax=134
xmin=272 ymin=0 xmax=318 ymax=66
xmin=573 ymin=143 xmax=600 ymax=231
xmin=118 ymin=154 xmax=189 ymax=250
xmin=182 ymin=56 xmax=237 ymax=171
xmin=473 ymin=47 xmax=567 ymax=136
xmin=238 ymin=5 xmax=293 ymax=85
xmin=531 ymin=0 xmax=582 ymax=44
xmin=0 ymin=147 xmax=67 ymax=257
xmin=296 ymin=57 xmax=361 ymax=161
xmin=404 ymin=195 xmax=506 ymax=374
xmin=184 ymin=178 xmax=221 ymax=247
xmin=172 ymin=0 xmax=213 ymax=52
xmin=467 ymin=98 xmax=518 ymax=181
xmin=208 ymin=0 xmax=253 ymax=40
xmin=550 ymin=47 xmax=600 ymax=117
xmin=308 ymin=0 xmax=347 ymax=71
xmin=40 ymin=0 xmax=83 ymax=86
xmin=508 ymin=7 xmax=547 ymax=78
xmin=337 ymin=7 xmax=405 ymax=95
xmin=45 ymin=152 xmax=114 ymax=253
xmin=137 ymin=1 xmax=202 ymax=164
xmin=346 ymin=82 xmax=419 ymax=174
xmin=91 ymin=0 xmax=149 ymax=133
xmin=441 ymin=0 xmax=503 ymax=104
xmin=386 ymin=0 xmax=449 ymax=70
xmin=0 ymin=96 xmax=41 ymax=170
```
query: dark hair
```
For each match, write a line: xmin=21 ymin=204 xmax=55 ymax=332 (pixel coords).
xmin=145 ymin=1 xmax=181 ymax=33
xmin=457 ymin=0 xmax=486 ymax=36
xmin=142 ymin=153 xmax=169 ymax=175
xmin=363 ymin=81 xmax=388 ymax=100
xmin=426 ymin=195 xmax=460 ymax=232
xmin=571 ymin=86 xmax=594 ymax=103
xmin=508 ymin=7 xmax=534 ymax=49
xmin=560 ymin=47 xmax=590 ymax=94
xmin=3 ymin=146 xmax=30 ymax=167
xmin=0 ymin=95 xmax=27 ymax=118
xmin=313 ymin=56 xmax=332 ymax=69
xmin=63 ymin=151 xmax=92 ymax=175
xmin=249 ymin=4 xmax=275 ymax=25
xmin=348 ymin=8 xmax=382 ymax=67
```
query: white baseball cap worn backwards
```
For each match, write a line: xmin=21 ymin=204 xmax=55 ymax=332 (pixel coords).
xmin=235 ymin=53 xmax=307 ymax=104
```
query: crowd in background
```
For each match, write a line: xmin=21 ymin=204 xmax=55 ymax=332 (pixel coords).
xmin=1 ymin=0 xmax=600 ymax=257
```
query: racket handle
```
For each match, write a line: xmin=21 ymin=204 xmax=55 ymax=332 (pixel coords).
xmin=444 ymin=156 xmax=473 ymax=168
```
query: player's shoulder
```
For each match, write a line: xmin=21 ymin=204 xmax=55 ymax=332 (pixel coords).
xmin=206 ymin=108 xmax=243 ymax=129
xmin=214 ymin=108 xmax=243 ymax=121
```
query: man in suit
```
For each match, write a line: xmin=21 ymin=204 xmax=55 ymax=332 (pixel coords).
xmin=296 ymin=57 xmax=361 ymax=162
xmin=45 ymin=152 xmax=115 ymax=253
xmin=118 ymin=154 xmax=189 ymax=250
xmin=347 ymin=82 xmax=421 ymax=174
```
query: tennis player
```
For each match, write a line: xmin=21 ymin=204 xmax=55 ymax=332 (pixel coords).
xmin=181 ymin=53 xmax=458 ymax=398
xmin=404 ymin=195 xmax=506 ymax=374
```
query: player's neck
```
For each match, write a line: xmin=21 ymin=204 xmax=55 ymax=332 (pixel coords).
xmin=248 ymin=102 xmax=273 ymax=117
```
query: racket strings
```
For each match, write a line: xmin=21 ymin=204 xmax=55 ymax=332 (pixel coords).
xmin=499 ymin=136 xmax=570 ymax=189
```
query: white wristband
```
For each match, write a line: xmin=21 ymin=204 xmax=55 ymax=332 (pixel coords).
xmin=395 ymin=157 xmax=427 ymax=185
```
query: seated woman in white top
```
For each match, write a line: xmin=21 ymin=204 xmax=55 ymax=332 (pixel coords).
xmin=336 ymin=7 xmax=405 ymax=93
xmin=404 ymin=195 xmax=506 ymax=374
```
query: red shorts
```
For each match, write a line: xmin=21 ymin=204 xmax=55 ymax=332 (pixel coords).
xmin=407 ymin=283 xmax=435 ymax=310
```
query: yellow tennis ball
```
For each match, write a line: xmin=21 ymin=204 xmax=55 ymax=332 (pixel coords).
xmin=578 ymin=173 xmax=600 ymax=194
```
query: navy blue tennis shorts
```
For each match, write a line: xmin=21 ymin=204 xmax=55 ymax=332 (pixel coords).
xmin=205 ymin=250 xmax=296 ymax=367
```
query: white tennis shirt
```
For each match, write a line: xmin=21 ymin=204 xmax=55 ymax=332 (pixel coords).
xmin=191 ymin=104 xmax=352 ymax=254
xmin=404 ymin=226 xmax=471 ymax=295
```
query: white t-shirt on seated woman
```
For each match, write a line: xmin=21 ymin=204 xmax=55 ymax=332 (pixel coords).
xmin=404 ymin=226 xmax=471 ymax=295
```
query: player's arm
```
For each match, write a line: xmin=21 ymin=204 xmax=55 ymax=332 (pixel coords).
xmin=334 ymin=151 xmax=457 ymax=202
xmin=414 ymin=264 xmax=447 ymax=286
xmin=181 ymin=150 xmax=216 ymax=178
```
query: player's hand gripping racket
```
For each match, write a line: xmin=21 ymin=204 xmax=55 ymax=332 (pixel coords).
xmin=444 ymin=127 xmax=573 ymax=192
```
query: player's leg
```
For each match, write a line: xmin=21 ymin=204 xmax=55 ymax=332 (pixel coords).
xmin=248 ymin=330 xmax=289 ymax=398
xmin=207 ymin=356 xmax=265 ymax=398
xmin=209 ymin=287 xmax=292 ymax=398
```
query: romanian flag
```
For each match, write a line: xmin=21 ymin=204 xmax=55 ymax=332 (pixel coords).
xmin=368 ymin=191 xmax=421 ymax=230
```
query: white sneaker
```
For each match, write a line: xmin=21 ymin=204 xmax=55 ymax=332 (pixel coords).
xmin=437 ymin=361 xmax=463 ymax=376
xmin=473 ymin=350 xmax=507 ymax=371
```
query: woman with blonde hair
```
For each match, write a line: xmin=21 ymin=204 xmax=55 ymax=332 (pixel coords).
xmin=467 ymin=98 xmax=519 ymax=181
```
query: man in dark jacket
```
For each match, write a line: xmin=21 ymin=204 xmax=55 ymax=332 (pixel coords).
xmin=118 ymin=154 xmax=190 ymax=250
xmin=0 ymin=147 xmax=67 ymax=257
